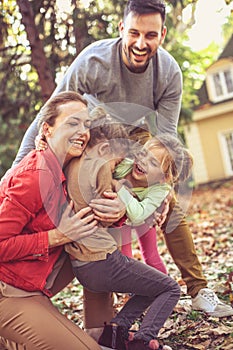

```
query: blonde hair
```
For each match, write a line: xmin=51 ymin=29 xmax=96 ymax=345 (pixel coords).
xmin=128 ymin=124 xmax=152 ymax=145
xmin=143 ymin=134 xmax=193 ymax=184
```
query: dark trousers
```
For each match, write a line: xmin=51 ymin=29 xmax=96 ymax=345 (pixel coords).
xmin=73 ymin=250 xmax=180 ymax=343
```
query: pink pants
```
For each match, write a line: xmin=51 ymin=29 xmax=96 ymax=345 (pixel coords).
xmin=120 ymin=223 xmax=167 ymax=274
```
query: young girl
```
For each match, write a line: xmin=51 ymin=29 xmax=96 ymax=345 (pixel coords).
xmin=112 ymin=133 xmax=193 ymax=275
xmin=65 ymin=113 xmax=180 ymax=350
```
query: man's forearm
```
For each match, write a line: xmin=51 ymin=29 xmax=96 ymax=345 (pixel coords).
xmin=13 ymin=117 xmax=39 ymax=166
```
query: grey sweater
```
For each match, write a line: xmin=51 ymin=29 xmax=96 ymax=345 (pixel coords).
xmin=14 ymin=38 xmax=182 ymax=165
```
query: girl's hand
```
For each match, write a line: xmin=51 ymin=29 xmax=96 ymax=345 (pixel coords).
xmin=48 ymin=201 xmax=97 ymax=247
xmin=154 ymin=191 xmax=173 ymax=227
xmin=154 ymin=197 xmax=170 ymax=227
xmin=35 ymin=135 xmax=48 ymax=151
xmin=89 ymin=191 xmax=126 ymax=223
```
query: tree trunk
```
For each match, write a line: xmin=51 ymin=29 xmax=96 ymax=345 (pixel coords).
xmin=16 ymin=0 xmax=55 ymax=101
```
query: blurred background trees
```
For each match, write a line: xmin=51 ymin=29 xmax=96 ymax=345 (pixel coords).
xmin=0 ymin=0 xmax=232 ymax=177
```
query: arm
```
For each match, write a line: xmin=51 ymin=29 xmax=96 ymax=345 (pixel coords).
xmin=152 ymin=49 xmax=183 ymax=136
xmin=95 ymin=163 xmax=116 ymax=227
xmin=65 ymin=158 xmax=122 ymax=226
xmin=89 ymin=169 xmax=126 ymax=223
xmin=0 ymin=170 xmax=97 ymax=262
xmin=116 ymin=183 xmax=171 ymax=226
xmin=13 ymin=118 xmax=40 ymax=166
xmin=0 ymin=170 xmax=52 ymax=262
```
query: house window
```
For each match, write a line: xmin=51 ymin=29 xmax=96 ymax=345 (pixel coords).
xmin=212 ymin=69 xmax=233 ymax=100
xmin=206 ymin=61 xmax=233 ymax=103
xmin=219 ymin=130 xmax=233 ymax=176
xmin=225 ymin=132 xmax=233 ymax=172
xmin=224 ymin=70 xmax=233 ymax=93
xmin=213 ymin=73 xmax=223 ymax=96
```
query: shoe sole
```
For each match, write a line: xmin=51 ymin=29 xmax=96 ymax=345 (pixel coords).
xmin=193 ymin=308 xmax=233 ymax=317
xmin=207 ymin=311 xmax=233 ymax=317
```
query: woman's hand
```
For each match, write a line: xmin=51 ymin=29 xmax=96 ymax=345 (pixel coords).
xmin=48 ymin=201 xmax=97 ymax=247
xmin=35 ymin=134 xmax=48 ymax=151
xmin=89 ymin=191 xmax=126 ymax=224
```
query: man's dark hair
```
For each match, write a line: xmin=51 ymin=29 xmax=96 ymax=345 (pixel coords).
xmin=124 ymin=0 xmax=166 ymax=25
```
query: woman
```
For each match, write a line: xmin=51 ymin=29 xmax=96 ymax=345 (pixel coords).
xmin=0 ymin=91 xmax=124 ymax=350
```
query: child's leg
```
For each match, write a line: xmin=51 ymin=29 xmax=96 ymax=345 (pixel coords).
xmin=136 ymin=225 xmax=168 ymax=274
xmin=109 ymin=252 xmax=180 ymax=343
xmin=73 ymin=250 xmax=180 ymax=343
xmin=119 ymin=225 xmax=133 ymax=258
xmin=111 ymin=216 xmax=133 ymax=258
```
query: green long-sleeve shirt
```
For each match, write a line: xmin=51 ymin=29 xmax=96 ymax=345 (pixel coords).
xmin=114 ymin=158 xmax=171 ymax=226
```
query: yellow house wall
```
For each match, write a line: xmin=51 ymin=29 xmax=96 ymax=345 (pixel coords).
xmin=184 ymin=124 xmax=208 ymax=184
xmin=195 ymin=112 xmax=232 ymax=181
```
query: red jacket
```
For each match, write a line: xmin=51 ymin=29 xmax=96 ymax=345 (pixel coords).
xmin=0 ymin=148 xmax=67 ymax=297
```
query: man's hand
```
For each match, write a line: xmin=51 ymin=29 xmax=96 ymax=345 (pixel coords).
xmin=89 ymin=191 xmax=126 ymax=223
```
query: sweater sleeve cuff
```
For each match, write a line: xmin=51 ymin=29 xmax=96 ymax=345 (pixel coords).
xmin=117 ymin=186 xmax=133 ymax=206
xmin=33 ymin=232 xmax=49 ymax=261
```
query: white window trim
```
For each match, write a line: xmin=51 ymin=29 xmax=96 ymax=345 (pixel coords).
xmin=206 ymin=60 xmax=233 ymax=103
xmin=218 ymin=129 xmax=233 ymax=177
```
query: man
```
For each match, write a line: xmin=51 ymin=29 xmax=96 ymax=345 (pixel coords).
xmin=14 ymin=0 xmax=233 ymax=321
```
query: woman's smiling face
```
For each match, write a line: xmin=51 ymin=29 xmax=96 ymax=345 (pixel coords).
xmin=44 ymin=101 xmax=91 ymax=167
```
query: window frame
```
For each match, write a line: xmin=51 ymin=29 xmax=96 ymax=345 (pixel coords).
xmin=206 ymin=59 xmax=233 ymax=103
xmin=218 ymin=129 xmax=233 ymax=177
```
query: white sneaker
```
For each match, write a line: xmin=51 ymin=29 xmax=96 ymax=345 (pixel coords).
xmin=192 ymin=288 xmax=233 ymax=317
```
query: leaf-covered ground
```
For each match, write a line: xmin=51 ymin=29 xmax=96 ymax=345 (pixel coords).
xmin=52 ymin=179 xmax=233 ymax=350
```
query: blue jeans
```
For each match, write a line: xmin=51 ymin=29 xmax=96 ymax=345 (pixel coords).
xmin=73 ymin=250 xmax=180 ymax=343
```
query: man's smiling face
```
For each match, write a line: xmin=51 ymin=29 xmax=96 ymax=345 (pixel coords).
xmin=119 ymin=11 xmax=166 ymax=73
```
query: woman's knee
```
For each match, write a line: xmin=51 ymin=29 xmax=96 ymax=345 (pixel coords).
xmin=0 ymin=295 xmax=101 ymax=350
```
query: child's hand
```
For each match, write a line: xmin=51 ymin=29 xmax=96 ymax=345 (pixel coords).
xmin=154 ymin=190 xmax=173 ymax=227
xmin=154 ymin=198 xmax=170 ymax=227
xmin=35 ymin=135 xmax=48 ymax=151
